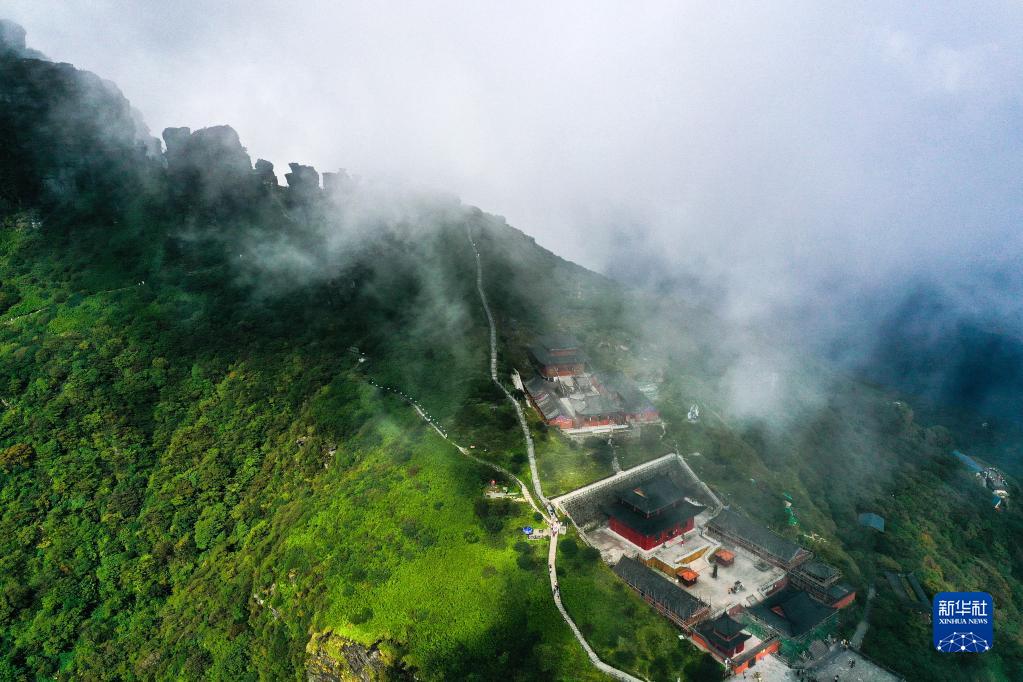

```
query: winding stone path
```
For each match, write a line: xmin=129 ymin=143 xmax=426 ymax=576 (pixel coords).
xmin=468 ymin=228 xmax=642 ymax=682
xmin=467 ymin=231 xmax=551 ymax=517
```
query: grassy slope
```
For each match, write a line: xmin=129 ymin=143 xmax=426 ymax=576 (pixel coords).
xmin=557 ymin=537 xmax=721 ymax=682
xmin=0 ymin=207 xmax=716 ymax=681
xmin=0 ymin=218 xmax=579 ymax=680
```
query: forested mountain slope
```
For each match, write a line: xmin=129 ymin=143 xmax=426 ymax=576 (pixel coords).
xmin=1 ymin=23 xmax=1021 ymax=682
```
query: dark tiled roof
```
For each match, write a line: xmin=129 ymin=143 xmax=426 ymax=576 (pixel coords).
xmin=528 ymin=334 xmax=587 ymax=367
xmin=612 ymin=556 xmax=708 ymax=622
xmin=605 ymin=498 xmax=704 ymax=536
xmin=601 ymin=372 xmax=658 ymax=414
xmin=619 ymin=477 xmax=688 ymax=515
xmin=827 ymin=583 xmax=855 ymax=602
xmin=569 ymin=393 xmax=620 ymax=418
xmin=523 ymin=376 xmax=566 ymax=422
xmin=751 ymin=586 xmax=837 ymax=638
xmin=710 ymin=613 xmax=746 ymax=638
xmin=708 ymin=509 xmax=806 ymax=564
xmin=799 ymin=561 xmax=840 ymax=583
xmin=696 ymin=614 xmax=752 ymax=652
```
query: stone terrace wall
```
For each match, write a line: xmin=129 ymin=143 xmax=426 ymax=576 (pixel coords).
xmin=556 ymin=454 xmax=712 ymax=528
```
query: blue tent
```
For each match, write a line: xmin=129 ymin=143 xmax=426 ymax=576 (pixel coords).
xmin=857 ymin=512 xmax=885 ymax=532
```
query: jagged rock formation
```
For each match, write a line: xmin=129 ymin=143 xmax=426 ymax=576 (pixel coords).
xmin=0 ymin=19 xmax=46 ymax=59
xmin=0 ymin=21 xmax=158 ymax=208
xmin=285 ymin=162 xmax=321 ymax=206
xmin=162 ymin=124 xmax=257 ymax=207
xmin=255 ymin=158 xmax=279 ymax=188
xmin=305 ymin=632 xmax=412 ymax=682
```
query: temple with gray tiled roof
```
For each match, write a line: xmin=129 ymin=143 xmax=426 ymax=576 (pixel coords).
xmin=706 ymin=509 xmax=811 ymax=570
xmin=612 ymin=556 xmax=709 ymax=628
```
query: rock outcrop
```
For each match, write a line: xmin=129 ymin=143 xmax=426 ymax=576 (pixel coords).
xmin=0 ymin=19 xmax=46 ymax=59
xmin=162 ymin=124 xmax=256 ymax=207
xmin=305 ymin=632 xmax=412 ymax=682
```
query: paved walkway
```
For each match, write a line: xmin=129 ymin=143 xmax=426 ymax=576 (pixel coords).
xmin=851 ymin=585 xmax=875 ymax=648
xmin=805 ymin=646 xmax=901 ymax=682
xmin=469 ymin=229 xmax=641 ymax=682
xmin=467 ymin=231 xmax=551 ymax=517
xmin=364 ymin=377 xmax=549 ymax=521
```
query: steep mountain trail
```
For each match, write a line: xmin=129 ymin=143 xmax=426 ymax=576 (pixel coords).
xmin=1 ymin=282 xmax=145 ymax=326
xmin=467 ymin=230 xmax=551 ymax=517
xmin=468 ymin=229 xmax=643 ymax=682
xmin=362 ymin=375 xmax=548 ymax=520
xmin=851 ymin=584 xmax=876 ymax=649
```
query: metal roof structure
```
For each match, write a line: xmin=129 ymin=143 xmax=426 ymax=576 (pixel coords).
xmin=522 ymin=376 xmax=567 ymax=422
xmin=857 ymin=512 xmax=885 ymax=532
xmin=750 ymin=586 xmax=838 ymax=639
xmin=569 ymin=393 xmax=621 ymax=418
xmin=798 ymin=560 xmax=841 ymax=584
xmin=612 ymin=556 xmax=708 ymax=623
xmin=707 ymin=509 xmax=808 ymax=566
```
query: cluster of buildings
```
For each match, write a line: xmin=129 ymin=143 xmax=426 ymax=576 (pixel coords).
xmin=518 ymin=334 xmax=660 ymax=435
xmin=954 ymin=450 xmax=1011 ymax=510
xmin=554 ymin=456 xmax=858 ymax=675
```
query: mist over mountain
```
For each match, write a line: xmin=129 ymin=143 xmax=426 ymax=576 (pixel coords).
xmin=8 ymin=1 xmax=1020 ymax=439
xmin=2 ymin=12 xmax=1023 ymax=682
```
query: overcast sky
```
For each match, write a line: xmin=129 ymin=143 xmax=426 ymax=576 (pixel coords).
xmin=7 ymin=1 xmax=1023 ymax=331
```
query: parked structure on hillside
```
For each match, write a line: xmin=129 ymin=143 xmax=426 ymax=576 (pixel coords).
xmin=858 ymin=512 xmax=886 ymax=532
xmin=953 ymin=449 xmax=1010 ymax=509
xmin=885 ymin=571 xmax=930 ymax=613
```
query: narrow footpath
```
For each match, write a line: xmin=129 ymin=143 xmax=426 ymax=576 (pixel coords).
xmin=852 ymin=584 xmax=876 ymax=649
xmin=364 ymin=376 xmax=548 ymax=521
xmin=467 ymin=231 xmax=551 ymax=517
xmin=468 ymin=229 xmax=642 ymax=682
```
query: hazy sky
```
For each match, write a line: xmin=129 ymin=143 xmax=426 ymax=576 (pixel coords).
xmin=7 ymin=2 xmax=1023 ymax=330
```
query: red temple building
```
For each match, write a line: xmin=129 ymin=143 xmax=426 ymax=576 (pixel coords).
xmin=527 ymin=334 xmax=588 ymax=378
xmin=676 ymin=567 xmax=699 ymax=587
xmin=605 ymin=478 xmax=704 ymax=550
xmin=603 ymin=374 xmax=661 ymax=424
xmin=693 ymin=613 xmax=753 ymax=659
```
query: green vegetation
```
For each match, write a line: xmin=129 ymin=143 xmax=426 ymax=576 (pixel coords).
xmin=557 ymin=537 xmax=718 ymax=681
xmin=532 ymin=426 xmax=613 ymax=497
xmin=0 ymin=213 xmax=599 ymax=680
xmin=2 ymin=33 xmax=1022 ymax=682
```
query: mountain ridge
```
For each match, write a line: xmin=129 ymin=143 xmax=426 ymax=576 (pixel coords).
xmin=1 ymin=21 xmax=1021 ymax=682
